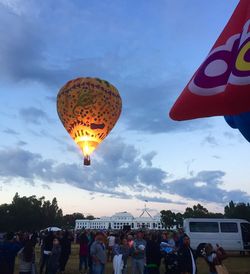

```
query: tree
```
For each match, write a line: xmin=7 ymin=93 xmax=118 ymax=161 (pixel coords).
xmin=224 ymin=201 xmax=250 ymax=221
xmin=182 ymin=204 xmax=223 ymax=219
xmin=183 ymin=204 xmax=208 ymax=218
xmin=41 ymin=197 xmax=63 ymax=228
xmin=0 ymin=193 xmax=64 ymax=232
xmin=85 ymin=214 xmax=95 ymax=220
xmin=0 ymin=193 xmax=94 ymax=232
xmin=161 ymin=210 xmax=175 ymax=229
xmin=224 ymin=200 xmax=236 ymax=218
xmin=174 ymin=212 xmax=183 ymax=228
xmin=0 ymin=203 xmax=13 ymax=232
xmin=62 ymin=213 xmax=85 ymax=229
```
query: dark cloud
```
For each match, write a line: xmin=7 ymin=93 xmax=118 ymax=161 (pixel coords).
xmin=223 ymin=131 xmax=236 ymax=140
xmin=166 ymin=170 xmax=250 ymax=203
xmin=2 ymin=16 xmax=202 ymax=134
xmin=138 ymin=167 xmax=166 ymax=188
xmin=0 ymin=138 xmax=166 ymax=195
xmin=121 ymin=83 xmax=212 ymax=134
xmin=185 ymin=159 xmax=196 ymax=177
xmin=0 ymin=147 xmax=53 ymax=180
xmin=0 ymin=139 xmax=249 ymax=204
xmin=0 ymin=1 xmax=213 ymax=134
xmin=3 ymin=128 xmax=19 ymax=135
xmin=202 ymin=134 xmax=218 ymax=146
xmin=41 ymin=184 xmax=51 ymax=190
xmin=17 ymin=140 xmax=28 ymax=147
xmin=0 ymin=4 xmax=61 ymax=85
xmin=142 ymin=151 xmax=157 ymax=167
xmin=0 ymin=3 xmax=120 ymax=87
xmin=105 ymin=191 xmax=132 ymax=200
xmin=135 ymin=194 xmax=186 ymax=205
xmin=223 ymin=131 xmax=245 ymax=143
xmin=222 ymin=190 xmax=250 ymax=203
xmin=19 ymin=107 xmax=51 ymax=125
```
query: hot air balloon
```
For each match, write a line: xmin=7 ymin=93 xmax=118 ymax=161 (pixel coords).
xmin=57 ymin=77 xmax=122 ymax=165
xmin=169 ymin=0 xmax=250 ymax=143
xmin=225 ymin=112 xmax=250 ymax=142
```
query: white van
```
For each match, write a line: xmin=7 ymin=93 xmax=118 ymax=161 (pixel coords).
xmin=183 ymin=218 xmax=250 ymax=252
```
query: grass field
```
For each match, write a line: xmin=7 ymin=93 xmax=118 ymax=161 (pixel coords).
xmin=14 ymin=244 xmax=250 ymax=274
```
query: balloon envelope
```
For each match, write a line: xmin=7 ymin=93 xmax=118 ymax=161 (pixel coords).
xmin=170 ymin=0 xmax=250 ymax=121
xmin=224 ymin=112 xmax=250 ymax=142
xmin=169 ymin=0 xmax=250 ymax=143
xmin=57 ymin=77 xmax=122 ymax=163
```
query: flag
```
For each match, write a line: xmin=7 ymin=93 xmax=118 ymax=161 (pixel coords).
xmin=170 ymin=0 xmax=250 ymax=121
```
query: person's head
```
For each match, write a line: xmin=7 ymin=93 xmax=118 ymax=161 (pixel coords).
xmin=173 ymin=232 xmax=178 ymax=240
xmin=178 ymin=228 xmax=184 ymax=235
xmin=115 ymin=236 xmax=120 ymax=245
xmin=183 ymin=234 xmax=190 ymax=247
xmin=153 ymin=233 xmax=160 ymax=243
xmin=63 ymin=230 xmax=69 ymax=239
xmin=48 ymin=231 xmax=54 ymax=238
xmin=55 ymin=231 xmax=60 ymax=238
xmin=127 ymin=235 xmax=133 ymax=241
xmin=95 ymin=232 xmax=104 ymax=243
xmin=162 ymin=232 xmax=168 ymax=240
xmin=23 ymin=241 xmax=34 ymax=262
xmin=205 ymin=243 xmax=213 ymax=255
xmin=122 ymin=238 xmax=128 ymax=246
xmin=137 ymin=231 xmax=143 ymax=240
xmin=168 ymin=232 xmax=173 ymax=239
xmin=6 ymin=232 xmax=15 ymax=241
xmin=79 ymin=232 xmax=88 ymax=244
xmin=53 ymin=237 xmax=60 ymax=246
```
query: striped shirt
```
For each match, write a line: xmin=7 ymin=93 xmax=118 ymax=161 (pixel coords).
xmin=18 ymin=248 xmax=33 ymax=272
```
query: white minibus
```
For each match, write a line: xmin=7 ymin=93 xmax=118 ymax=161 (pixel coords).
xmin=183 ymin=218 xmax=250 ymax=252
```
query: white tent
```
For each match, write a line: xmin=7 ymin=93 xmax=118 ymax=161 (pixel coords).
xmin=43 ymin=226 xmax=62 ymax=232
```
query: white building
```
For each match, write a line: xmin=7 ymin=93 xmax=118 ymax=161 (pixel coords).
xmin=75 ymin=209 xmax=163 ymax=230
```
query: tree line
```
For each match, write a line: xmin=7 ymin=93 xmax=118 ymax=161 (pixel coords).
xmin=160 ymin=201 xmax=250 ymax=229
xmin=1 ymin=193 xmax=249 ymax=232
xmin=0 ymin=193 xmax=94 ymax=232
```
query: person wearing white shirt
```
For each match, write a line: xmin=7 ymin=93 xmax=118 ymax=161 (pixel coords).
xmin=107 ymin=234 xmax=116 ymax=262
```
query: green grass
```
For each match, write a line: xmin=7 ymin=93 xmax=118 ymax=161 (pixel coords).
xmin=15 ymin=244 xmax=250 ymax=274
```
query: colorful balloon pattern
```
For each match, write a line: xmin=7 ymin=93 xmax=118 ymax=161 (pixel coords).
xmin=189 ymin=21 xmax=250 ymax=97
xmin=170 ymin=0 xmax=250 ymax=121
xmin=57 ymin=77 xmax=122 ymax=164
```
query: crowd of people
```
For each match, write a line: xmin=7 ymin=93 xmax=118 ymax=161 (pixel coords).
xmin=0 ymin=228 xmax=228 ymax=274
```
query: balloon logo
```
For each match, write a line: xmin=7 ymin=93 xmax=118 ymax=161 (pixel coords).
xmin=57 ymin=77 xmax=122 ymax=165
xmin=188 ymin=20 xmax=250 ymax=97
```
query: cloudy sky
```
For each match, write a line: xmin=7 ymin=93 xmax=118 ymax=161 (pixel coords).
xmin=0 ymin=0 xmax=249 ymax=217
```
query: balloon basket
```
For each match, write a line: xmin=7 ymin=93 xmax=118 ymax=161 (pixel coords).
xmin=84 ymin=156 xmax=91 ymax=166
